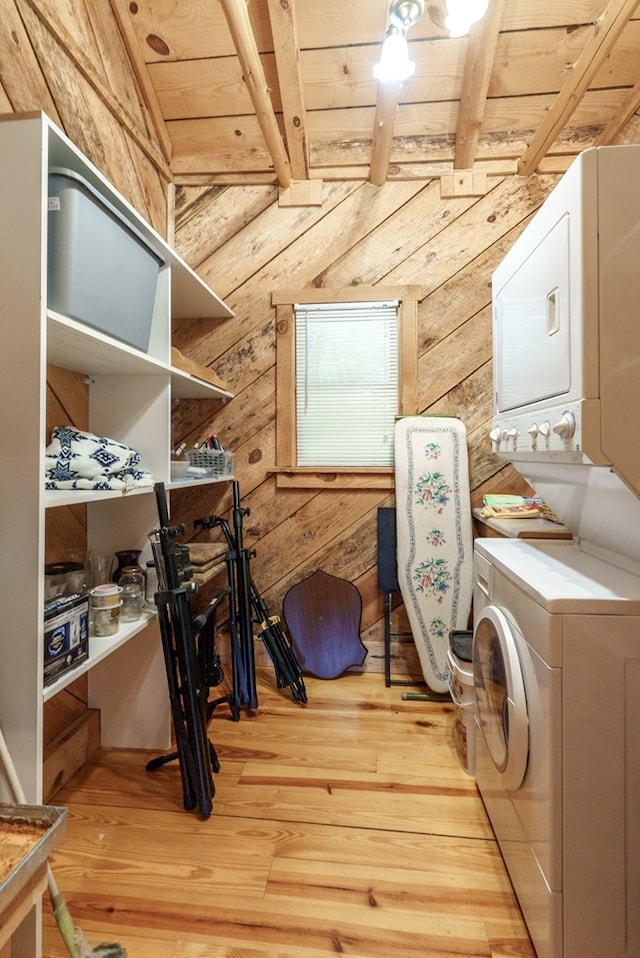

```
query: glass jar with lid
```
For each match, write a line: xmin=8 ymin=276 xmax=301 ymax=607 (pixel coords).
xmin=119 ymin=565 xmax=145 ymax=622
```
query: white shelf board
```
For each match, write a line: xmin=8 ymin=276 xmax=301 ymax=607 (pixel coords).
xmin=47 ymin=311 xmax=167 ymax=376
xmin=171 ymin=262 xmax=234 ymax=320
xmin=45 ymin=477 xmax=233 ymax=505
xmin=48 ymin=312 xmax=231 ymax=400
xmin=170 ymin=366 xmax=233 ymax=400
xmin=42 ymin=612 xmax=155 ymax=702
xmin=44 ymin=484 xmax=155 ymax=509
xmin=168 ymin=475 xmax=234 ymax=490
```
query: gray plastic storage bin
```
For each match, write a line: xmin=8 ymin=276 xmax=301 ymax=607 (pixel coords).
xmin=47 ymin=167 xmax=164 ymax=352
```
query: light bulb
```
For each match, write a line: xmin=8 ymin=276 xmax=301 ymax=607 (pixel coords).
xmin=445 ymin=12 xmax=470 ymax=37
xmin=373 ymin=28 xmax=415 ymax=83
xmin=468 ymin=0 xmax=490 ymax=21
xmin=445 ymin=0 xmax=490 ymax=36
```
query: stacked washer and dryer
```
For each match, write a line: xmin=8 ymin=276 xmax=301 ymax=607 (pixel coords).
xmin=474 ymin=146 xmax=640 ymax=958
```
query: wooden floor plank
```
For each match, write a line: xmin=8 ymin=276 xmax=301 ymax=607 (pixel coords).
xmin=43 ymin=671 xmax=534 ymax=957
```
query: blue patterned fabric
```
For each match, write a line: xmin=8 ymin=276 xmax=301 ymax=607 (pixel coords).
xmin=45 ymin=425 xmax=153 ymax=491
xmin=394 ymin=417 xmax=473 ymax=692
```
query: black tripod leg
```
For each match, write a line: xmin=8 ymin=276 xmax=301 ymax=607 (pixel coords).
xmin=145 ymin=750 xmax=179 ymax=772
xmin=232 ymin=481 xmax=258 ymax=708
xmin=146 ymin=597 xmax=196 ymax=810
xmin=192 ymin=493 xmax=258 ymax=712
xmin=225 ymin=550 xmax=250 ymax=708
xmin=194 ymin=588 xmax=229 ymax=691
xmin=259 ymin=620 xmax=307 ymax=703
xmin=384 ymin=591 xmax=392 ymax=688
xmin=148 ymin=483 xmax=217 ymax=818
xmin=170 ymin=588 xmax=215 ymax=817
xmin=209 ymin=740 xmax=221 ymax=774
xmin=248 ymin=574 xmax=307 ymax=703
xmin=236 ymin=548 xmax=258 ymax=708
xmin=195 ymin=587 xmax=239 ymax=722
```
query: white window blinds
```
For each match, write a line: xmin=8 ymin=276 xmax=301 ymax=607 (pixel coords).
xmin=294 ymin=300 xmax=399 ymax=466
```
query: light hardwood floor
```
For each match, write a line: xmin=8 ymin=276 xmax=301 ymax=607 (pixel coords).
xmin=43 ymin=671 xmax=535 ymax=957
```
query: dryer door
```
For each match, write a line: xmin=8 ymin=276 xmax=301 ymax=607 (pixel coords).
xmin=473 ymin=605 xmax=529 ymax=791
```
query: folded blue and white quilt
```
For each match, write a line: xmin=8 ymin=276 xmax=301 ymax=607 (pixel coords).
xmin=45 ymin=425 xmax=153 ymax=491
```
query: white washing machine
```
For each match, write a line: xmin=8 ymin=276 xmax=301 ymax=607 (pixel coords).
xmin=481 ymin=145 xmax=640 ymax=958
xmin=473 ymin=536 xmax=640 ymax=958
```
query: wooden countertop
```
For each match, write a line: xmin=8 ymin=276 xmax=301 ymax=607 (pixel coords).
xmin=472 ymin=508 xmax=573 ymax=540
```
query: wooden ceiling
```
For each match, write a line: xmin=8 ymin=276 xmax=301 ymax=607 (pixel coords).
xmin=111 ymin=0 xmax=640 ymax=190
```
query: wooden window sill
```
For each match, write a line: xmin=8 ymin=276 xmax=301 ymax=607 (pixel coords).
xmin=270 ymin=467 xmax=395 ymax=490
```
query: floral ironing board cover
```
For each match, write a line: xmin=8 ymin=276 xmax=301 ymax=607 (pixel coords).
xmin=394 ymin=417 xmax=473 ymax=692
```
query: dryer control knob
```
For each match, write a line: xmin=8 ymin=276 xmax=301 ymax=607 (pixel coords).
xmin=552 ymin=411 xmax=576 ymax=440
xmin=528 ymin=423 xmax=539 ymax=438
xmin=539 ymin=421 xmax=551 ymax=438
xmin=489 ymin=426 xmax=501 ymax=444
xmin=507 ymin=427 xmax=518 ymax=438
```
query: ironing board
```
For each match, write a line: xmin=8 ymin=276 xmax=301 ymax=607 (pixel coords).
xmin=394 ymin=417 xmax=473 ymax=692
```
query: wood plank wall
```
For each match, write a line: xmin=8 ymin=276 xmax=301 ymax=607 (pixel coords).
xmin=169 ymin=173 xmax=554 ymax=681
xmin=5 ymin=0 xmax=635 ymax=702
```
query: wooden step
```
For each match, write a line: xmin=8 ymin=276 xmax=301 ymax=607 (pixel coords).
xmin=43 ymin=708 xmax=100 ymax=802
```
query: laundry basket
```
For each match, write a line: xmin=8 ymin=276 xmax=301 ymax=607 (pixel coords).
xmin=447 ymin=630 xmax=475 ymax=775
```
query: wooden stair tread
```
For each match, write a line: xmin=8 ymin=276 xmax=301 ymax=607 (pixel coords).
xmin=188 ymin=542 xmax=228 ymax=567
xmin=192 ymin=561 xmax=228 ymax=585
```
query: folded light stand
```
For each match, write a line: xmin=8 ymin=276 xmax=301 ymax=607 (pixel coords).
xmin=146 ymin=482 xmax=221 ymax=818
xmin=194 ymin=480 xmax=307 ymax=705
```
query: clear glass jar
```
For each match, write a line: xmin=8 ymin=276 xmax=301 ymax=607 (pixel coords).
xmin=119 ymin=565 xmax=145 ymax=622
xmin=145 ymin=560 xmax=158 ymax=607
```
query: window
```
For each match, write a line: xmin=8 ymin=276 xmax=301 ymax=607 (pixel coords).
xmin=273 ymin=287 xmax=421 ymax=489
xmin=295 ymin=300 xmax=398 ymax=466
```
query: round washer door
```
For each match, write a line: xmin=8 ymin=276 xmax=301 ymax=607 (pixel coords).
xmin=473 ymin=605 xmax=529 ymax=791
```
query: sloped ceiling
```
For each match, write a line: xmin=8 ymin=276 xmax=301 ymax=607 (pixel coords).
xmin=110 ymin=0 xmax=640 ymax=187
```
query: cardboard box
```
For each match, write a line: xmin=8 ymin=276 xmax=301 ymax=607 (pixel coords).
xmin=43 ymin=593 xmax=89 ymax=686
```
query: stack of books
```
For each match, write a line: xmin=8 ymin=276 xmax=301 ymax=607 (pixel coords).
xmin=479 ymin=495 xmax=544 ymax=520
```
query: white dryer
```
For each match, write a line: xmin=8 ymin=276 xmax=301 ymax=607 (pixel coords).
xmin=473 ymin=536 xmax=640 ymax=958
xmin=481 ymin=144 xmax=640 ymax=958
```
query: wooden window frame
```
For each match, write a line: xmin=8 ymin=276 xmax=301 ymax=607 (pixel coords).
xmin=272 ymin=286 xmax=421 ymax=489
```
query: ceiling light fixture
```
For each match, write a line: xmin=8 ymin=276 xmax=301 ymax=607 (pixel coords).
xmin=445 ymin=0 xmax=490 ymax=37
xmin=374 ymin=0 xmax=425 ymax=84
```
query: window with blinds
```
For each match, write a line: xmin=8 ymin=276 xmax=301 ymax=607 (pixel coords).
xmin=294 ymin=300 xmax=399 ymax=466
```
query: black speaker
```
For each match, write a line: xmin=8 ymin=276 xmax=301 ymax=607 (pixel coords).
xmin=377 ymin=507 xmax=399 ymax=592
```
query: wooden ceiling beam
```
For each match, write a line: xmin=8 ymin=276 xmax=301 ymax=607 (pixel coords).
xmin=518 ymin=0 xmax=640 ymax=175
xmin=595 ymin=73 xmax=640 ymax=143
xmin=172 ymin=153 xmax=574 ymax=187
xmin=266 ymin=0 xmax=309 ymax=181
xmin=369 ymin=82 xmax=401 ymax=186
xmin=454 ymin=0 xmax=505 ymax=170
xmin=108 ymin=0 xmax=173 ymax=164
xmin=220 ymin=0 xmax=292 ymax=189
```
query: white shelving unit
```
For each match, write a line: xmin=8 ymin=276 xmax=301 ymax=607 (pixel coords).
xmin=0 ymin=113 xmax=233 ymax=821
xmin=41 ymin=612 xmax=156 ymax=703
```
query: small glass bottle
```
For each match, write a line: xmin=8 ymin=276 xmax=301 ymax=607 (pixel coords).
xmin=145 ymin=560 xmax=158 ymax=607
xmin=119 ymin=565 xmax=145 ymax=622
